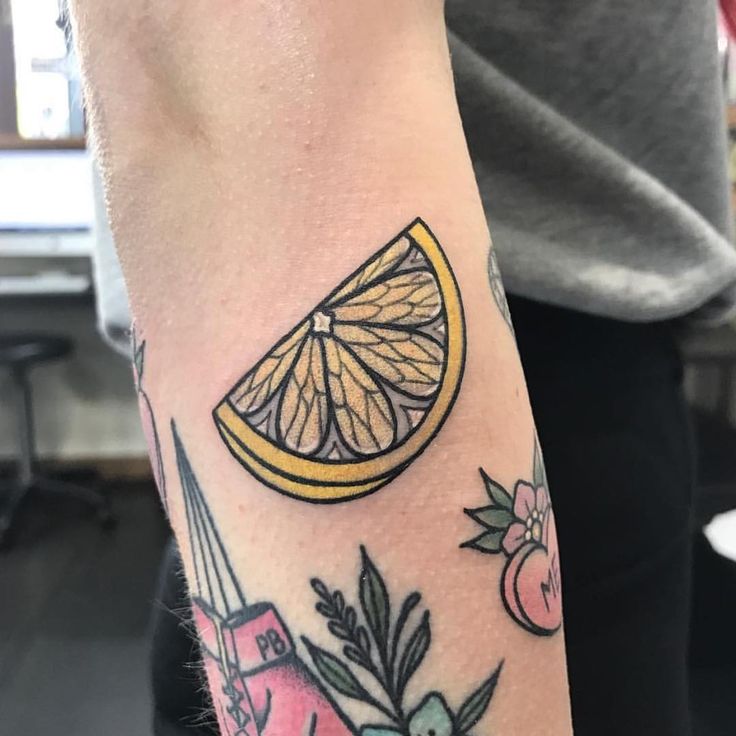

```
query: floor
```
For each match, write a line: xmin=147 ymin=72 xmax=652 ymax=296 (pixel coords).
xmin=1 ymin=474 xmax=735 ymax=736
xmin=0 ymin=476 xmax=168 ymax=736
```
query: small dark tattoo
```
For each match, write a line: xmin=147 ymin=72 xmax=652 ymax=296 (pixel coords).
xmin=462 ymin=438 xmax=561 ymax=636
xmin=487 ymin=247 xmax=514 ymax=333
xmin=132 ymin=328 xmax=167 ymax=511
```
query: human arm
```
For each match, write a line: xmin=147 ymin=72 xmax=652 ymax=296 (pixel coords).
xmin=70 ymin=2 xmax=573 ymax=733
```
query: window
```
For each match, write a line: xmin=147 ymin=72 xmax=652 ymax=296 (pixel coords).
xmin=3 ymin=0 xmax=84 ymax=141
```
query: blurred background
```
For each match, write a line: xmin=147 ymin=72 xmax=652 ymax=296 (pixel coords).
xmin=1 ymin=1 xmax=736 ymax=735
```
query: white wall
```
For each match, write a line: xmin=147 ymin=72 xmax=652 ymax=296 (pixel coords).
xmin=0 ymin=0 xmax=17 ymax=136
xmin=0 ymin=300 xmax=146 ymax=461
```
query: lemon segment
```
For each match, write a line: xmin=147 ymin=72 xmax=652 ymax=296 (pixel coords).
xmin=213 ymin=218 xmax=465 ymax=503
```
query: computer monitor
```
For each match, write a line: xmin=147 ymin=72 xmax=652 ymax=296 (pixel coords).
xmin=0 ymin=148 xmax=94 ymax=232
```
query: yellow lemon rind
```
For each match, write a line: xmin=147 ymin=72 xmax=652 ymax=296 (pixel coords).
xmin=216 ymin=416 xmax=398 ymax=502
xmin=213 ymin=217 xmax=465 ymax=501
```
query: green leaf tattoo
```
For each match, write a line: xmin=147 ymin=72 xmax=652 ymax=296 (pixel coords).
xmin=455 ymin=662 xmax=504 ymax=733
xmin=360 ymin=545 xmax=391 ymax=661
xmin=460 ymin=528 xmax=505 ymax=553
xmin=396 ymin=610 xmax=430 ymax=698
xmin=461 ymin=472 xmax=516 ymax=554
xmin=466 ymin=507 xmax=515 ymax=529
xmin=303 ymin=640 xmax=375 ymax=702
xmin=307 ymin=547 xmax=503 ymax=735
xmin=389 ymin=591 xmax=421 ymax=674
xmin=480 ymin=468 xmax=513 ymax=510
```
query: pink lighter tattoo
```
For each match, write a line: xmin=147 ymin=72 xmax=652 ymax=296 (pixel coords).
xmin=173 ymin=422 xmax=354 ymax=736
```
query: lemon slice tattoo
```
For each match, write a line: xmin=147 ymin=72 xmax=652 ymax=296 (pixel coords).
xmin=214 ymin=218 xmax=466 ymax=502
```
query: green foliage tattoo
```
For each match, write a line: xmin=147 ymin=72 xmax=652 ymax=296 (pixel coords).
xmin=304 ymin=546 xmax=504 ymax=736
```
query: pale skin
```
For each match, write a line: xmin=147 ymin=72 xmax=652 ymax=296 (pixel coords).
xmin=70 ymin=2 xmax=573 ymax=734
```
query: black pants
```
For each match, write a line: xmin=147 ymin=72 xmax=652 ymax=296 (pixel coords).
xmin=510 ymin=296 xmax=693 ymax=736
xmin=151 ymin=297 xmax=694 ymax=736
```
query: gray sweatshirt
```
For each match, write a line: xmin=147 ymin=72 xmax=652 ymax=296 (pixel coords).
xmin=94 ymin=1 xmax=736 ymax=356
xmin=447 ymin=0 xmax=736 ymax=322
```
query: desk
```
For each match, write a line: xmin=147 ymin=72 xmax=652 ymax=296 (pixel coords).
xmin=0 ymin=232 xmax=93 ymax=296
xmin=0 ymin=146 xmax=95 ymax=297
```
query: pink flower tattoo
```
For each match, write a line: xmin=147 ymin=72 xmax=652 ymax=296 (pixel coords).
xmin=502 ymin=482 xmax=549 ymax=555
xmin=461 ymin=443 xmax=562 ymax=636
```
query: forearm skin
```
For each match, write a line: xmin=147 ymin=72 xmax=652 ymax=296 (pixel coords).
xmin=71 ymin=3 xmax=573 ymax=734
